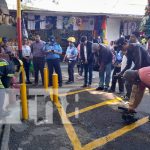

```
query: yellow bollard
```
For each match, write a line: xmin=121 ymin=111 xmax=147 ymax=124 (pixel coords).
xmin=52 ymin=74 xmax=59 ymax=102
xmin=20 ymin=83 xmax=29 ymax=120
xmin=21 ymin=67 xmax=26 ymax=84
xmin=44 ymin=67 xmax=49 ymax=89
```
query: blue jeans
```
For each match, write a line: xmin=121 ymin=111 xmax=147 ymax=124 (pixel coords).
xmin=47 ymin=59 xmax=62 ymax=86
xmin=99 ymin=63 xmax=112 ymax=88
xmin=84 ymin=63 xmax=93 ymax=85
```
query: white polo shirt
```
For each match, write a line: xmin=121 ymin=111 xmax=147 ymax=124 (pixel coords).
xmin=22 ymin=45 xmax=31 ymax=57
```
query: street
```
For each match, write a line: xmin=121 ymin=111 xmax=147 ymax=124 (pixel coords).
xmin=8 ymin=65 xmax=150 ymax=150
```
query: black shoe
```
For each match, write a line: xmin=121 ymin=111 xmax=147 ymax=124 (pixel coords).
xmin=104 ymin=88 xmax=108 ymax=92
xmin=65 ymin=81 xmax=74 ymax=84
xmin=121 ymin=95 xmax=129 ymax=101
xmin=108 ymin=89 xmax=115 ymax=93
xmin=81 ymin=84 xmax=88 ymax=88
xmin=96 ymin=87 xmax=104 ymax=91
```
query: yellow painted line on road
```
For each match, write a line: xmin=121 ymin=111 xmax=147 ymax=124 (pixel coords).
xmin=53 ymin=99 xmax=82 ymax=150
xmin=67 ymin=97 xmax=122 ymax=118
xmin=59 ymin=88 xmax=95 ymax=97
xmin=82 ymin=116 xmax=149 ymax=150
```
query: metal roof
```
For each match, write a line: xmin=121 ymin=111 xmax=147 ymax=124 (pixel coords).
xmin=6 ymin=0 xmax=147 ymax=17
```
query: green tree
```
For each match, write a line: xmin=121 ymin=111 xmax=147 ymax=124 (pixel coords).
xmin=141 ymin=0 xmax=150 ymax=36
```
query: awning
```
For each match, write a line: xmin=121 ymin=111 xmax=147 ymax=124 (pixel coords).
xmin=0 ymin=0 xmax=9 ymax=15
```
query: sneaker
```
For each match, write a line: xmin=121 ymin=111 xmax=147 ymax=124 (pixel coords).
xmin=65 ymin=81 xmax=74 ymax=84
xmin=117 ymin=91 xmax=124 ymax=95
xmin=96 ymin=87 xmax=104 ymax=91
xmin=121 ymin=95 xmax=129 ymax=101
xmin=81 ymin=84 xmax=88 ymax=88
xmin=108 ymin=88 xmax=115 ymax=93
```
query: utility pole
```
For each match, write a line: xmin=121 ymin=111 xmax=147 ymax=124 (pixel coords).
xmin=17 ymin=0 xmax=22 ymax=58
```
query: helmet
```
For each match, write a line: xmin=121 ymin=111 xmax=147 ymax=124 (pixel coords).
xmin=67 ymin=37 xmax=76 ymax=43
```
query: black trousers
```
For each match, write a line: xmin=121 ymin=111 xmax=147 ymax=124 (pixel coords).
xmin=111 ymin=67 xmax=124 ymax=92
xmin=47 ymin=59 xmax=62 ymax=86
xmin=22 ymin=58 xmax=31 ymax=82
xmin=68 ymin=60 xmax=76 ymax=82
xmin=33 ymin=57 xmax=45 ymax=85
xmin=84 ymin=63 xmax=93 ymax=85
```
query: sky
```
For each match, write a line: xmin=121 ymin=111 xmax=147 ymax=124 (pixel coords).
xmin=6 ymin=0 xmax=147 ymax=16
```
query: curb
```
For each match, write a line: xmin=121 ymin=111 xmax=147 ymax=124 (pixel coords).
xmin=1 ymin=124 xmax=10 ymax=150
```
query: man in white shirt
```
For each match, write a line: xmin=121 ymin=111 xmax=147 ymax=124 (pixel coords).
xmin=80 ymin=36 xmax=93 ymax=87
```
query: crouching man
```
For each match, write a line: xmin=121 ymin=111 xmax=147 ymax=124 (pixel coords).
xmin=123 ymin=66 xmax=150 ymax=112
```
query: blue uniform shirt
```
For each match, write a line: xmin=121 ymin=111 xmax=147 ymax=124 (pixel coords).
xmin=43 ymin=42 xmax=62 ymax=60
xmin=66 ymin=45 xmax=78 ymax=61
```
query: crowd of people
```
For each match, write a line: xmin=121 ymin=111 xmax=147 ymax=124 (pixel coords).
xmin=0 ymin=32 xmax=150 ymax=118
xmin=0 ymin=32 xmax=150 ymax=113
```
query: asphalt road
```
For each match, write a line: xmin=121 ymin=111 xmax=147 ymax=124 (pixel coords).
xmin=8 ymin=65 xmax=150 ymax=150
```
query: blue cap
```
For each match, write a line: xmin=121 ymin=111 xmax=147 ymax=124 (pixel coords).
xmin=2 ymin=37 xmax=8 ymax=43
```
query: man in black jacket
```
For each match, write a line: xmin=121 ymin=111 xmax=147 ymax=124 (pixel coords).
xmin=80 ymin=36 xmax=93 ymax=87
xmin=116 ymin=37 xmax=150 ymax=98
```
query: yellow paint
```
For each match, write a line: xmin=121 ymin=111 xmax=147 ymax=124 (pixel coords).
xmin=59 ymin=88 xmax=95 ymax=97
xmin=49 ymin=87 xmax=53 ymax=101
xmin=51 ymin=73 xmax=82 ymax=150
xmin=52 ymin=74 xmax=59 ymax=102
xmin=44 ymin=67 xmax=49 ymax=89
xmin=20 ymin=83 xmax=28 ymax=120
xmin=82 ymin=117 xmax=149 ymax=150
xmin=67 ymin=98 xmax=122 ymax=118
xmin=54 ymin=100 xmax=83 ymax=150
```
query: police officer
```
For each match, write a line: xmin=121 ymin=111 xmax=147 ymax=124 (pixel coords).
xmin=63 ymin=37 xmax=78 ymax=84
xmin=43 ymin=36 xmax=63 ymax=87
xmin=0 ymin=56 xmax=15 ymax=119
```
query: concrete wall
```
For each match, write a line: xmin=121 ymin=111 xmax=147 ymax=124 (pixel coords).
xmin=107 ymin=17 xmax=121 ymax=43
xmin=0 ymin=25 xmax=16 ymax=39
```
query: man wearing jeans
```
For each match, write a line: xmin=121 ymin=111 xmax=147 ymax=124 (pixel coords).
xmin=80 ymin=36 xmax=93 ymax=87
xmin=92 ymin=43 xmax=113 ymax=91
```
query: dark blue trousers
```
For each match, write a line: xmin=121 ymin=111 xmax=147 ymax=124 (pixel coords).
xmin=47 ymin=59 xmax=62 ymax=86
xmin=68 ymin=60 xmax=76 ymax=82
xmin=84 ymin=63 xmax=93 ymax=85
